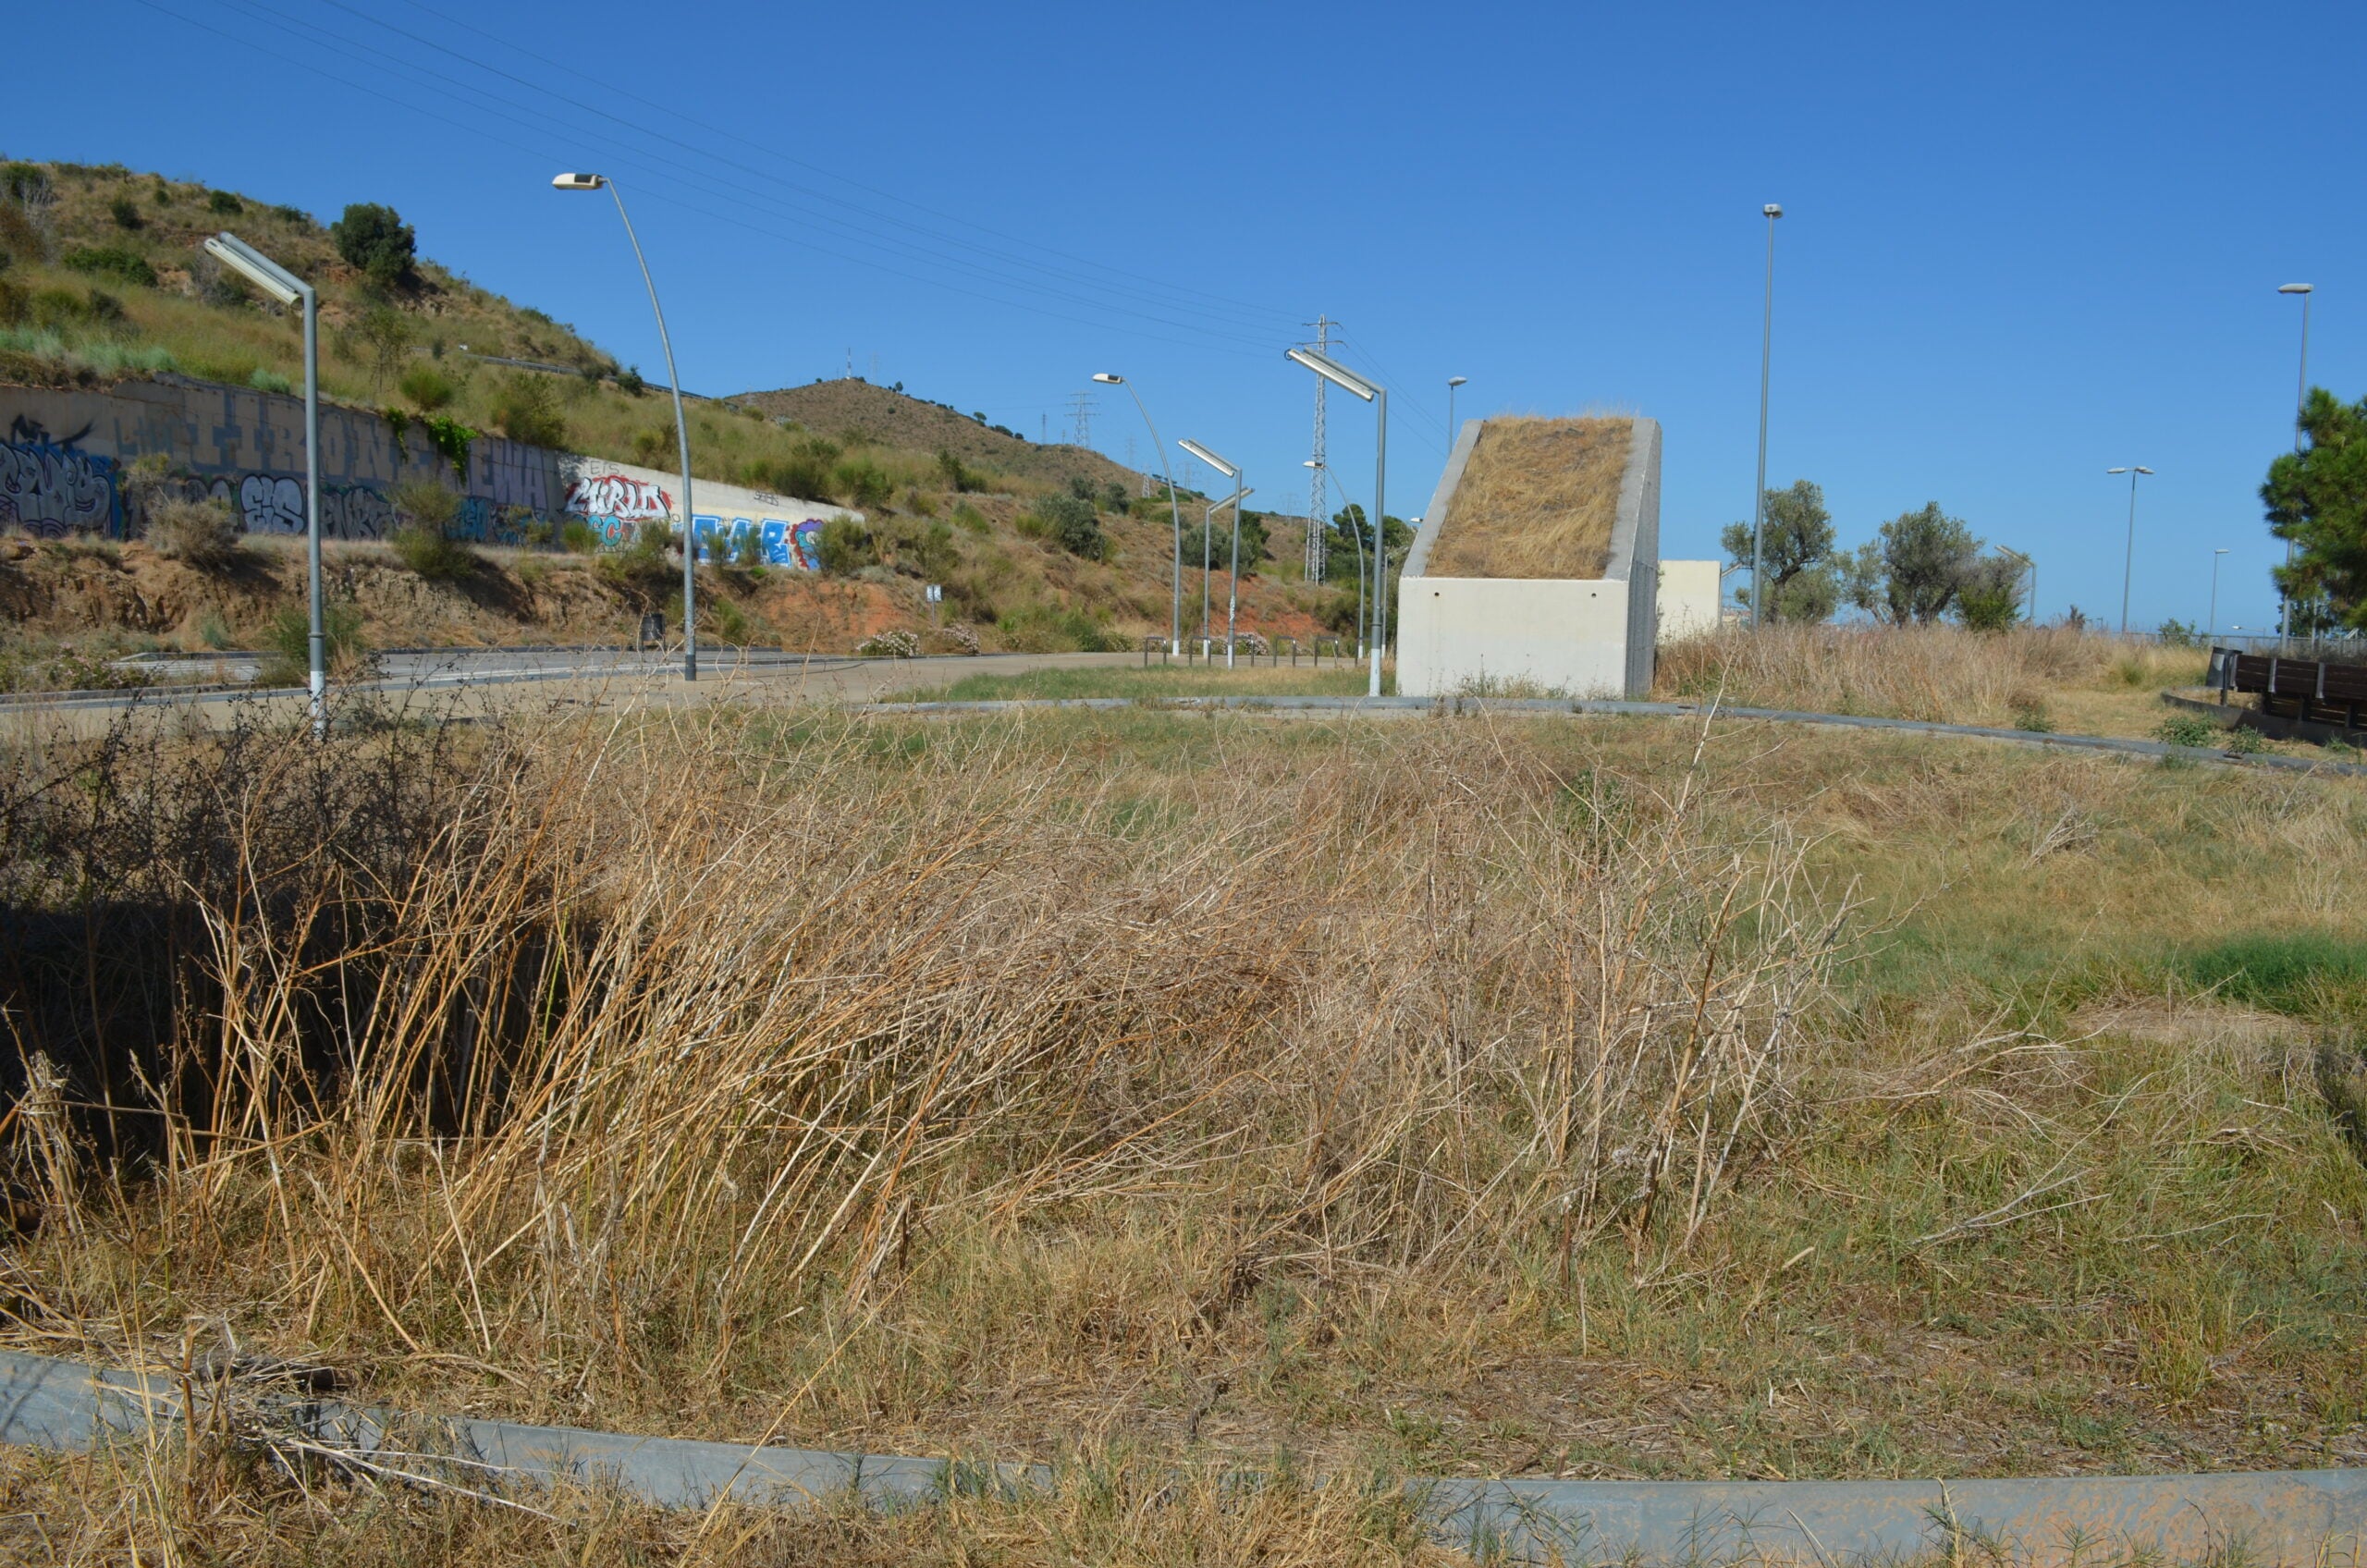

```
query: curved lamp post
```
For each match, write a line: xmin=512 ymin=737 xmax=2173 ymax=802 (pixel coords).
xmin=1180 ymin=439 xmax=1245 ymax=667
xmin=2108 ymin=465 xmax=2154 ymax=637
xmin=1287 ymin=348 xmax=1387 ymax=697
xmin=203 ymin=231 xmax=324 ymax=736
xmin=1997 ymin=545 xmax=2034 ymax=626
xmin=555 ymin=172 xmax=699 ymax=680
xmin=1095 ymin=373 xmax=1184 ymax=655
xmin=2277 ymin=283 xmax=2312 ymax=638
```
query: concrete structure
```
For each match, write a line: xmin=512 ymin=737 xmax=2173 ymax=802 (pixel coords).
xmin=1398 ymin=416 xmax=1664 ymax=699
xmin=0 ymin=375 xmax=855 ymax=566
xmin=1653 ymin=557 xmax=1722 ymax=643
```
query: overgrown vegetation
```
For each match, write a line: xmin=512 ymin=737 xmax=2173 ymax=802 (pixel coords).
xmin=1 ymin=701 xmax=2361 ymax=1507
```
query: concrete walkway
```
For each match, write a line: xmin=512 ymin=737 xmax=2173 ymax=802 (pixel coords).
xmin=4 ymin=1349 xmax=2361 ymax=1564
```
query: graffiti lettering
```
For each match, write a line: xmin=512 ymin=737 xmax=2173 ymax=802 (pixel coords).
xmin=564 ymin=473 xmax=672 ymax=522
xmin=239 ymin=472 xmax=307 ymax=534
xmin=0 ymin=439 xmax=119 ymax=538
xmin=322 ymin=483 xmax=395 ymax=541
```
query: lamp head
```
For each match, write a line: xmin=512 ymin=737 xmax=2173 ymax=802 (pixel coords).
xmin=1447 ymin=375 xmax=1467 ymax=388
xmin=2136 ymin=466 xmax=2155 ymax=475
xmin=2108 ymin=467 xmax=2128 ymax=474
xmin=552 ymin=172 xmax=607 ymax=191
xmin=1285 ymin=347 xmax=1378 ymax=401
xmin=1763 ymin=202 xmax=1784 ymax=218
xmin=1177 ymin=438 xmax=1238 ymax=479
xmin=1091 ymin=372 xmax=1124 ymax=385
xmin=2278 ymin=283 xmax=2313 ymax=295
xmin=202 ymin=233 xmax=306 ymax=307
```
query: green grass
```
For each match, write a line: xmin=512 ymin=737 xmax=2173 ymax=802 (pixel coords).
xmin=2180 ymin=931 xmax=2367 ymax=1018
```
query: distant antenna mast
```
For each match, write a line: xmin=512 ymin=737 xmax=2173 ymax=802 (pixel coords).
xmin=1067 ymin=391 xmax=1095 ymax=447
xmin=1303 ymin=314 xmax=1333 ymax=582
xmin=844 ymin=347 xmax=853 ymax=378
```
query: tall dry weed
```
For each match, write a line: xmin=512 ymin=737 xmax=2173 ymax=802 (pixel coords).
xmin=1655 ymin=623 xmax=2202 ymax=726
xmin=3 ymin=704 xmax=1847 ymax=1439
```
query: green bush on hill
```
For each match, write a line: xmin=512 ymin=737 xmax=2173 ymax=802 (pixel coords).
xmin=63 ymin=245 xmax=156 ymax=288
xmin=330 ymin=202 xmax=416 ymax=287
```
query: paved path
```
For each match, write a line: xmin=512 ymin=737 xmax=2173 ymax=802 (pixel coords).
xmin=0 ymin=649 xmax=1138 ymax=733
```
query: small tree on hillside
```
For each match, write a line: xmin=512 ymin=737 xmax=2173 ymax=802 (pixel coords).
xmin=330 ymin=202 xmax=416 ymax=288
xmin=2263 ymin=386 xmax=2367 ymax=631
xmin=1722 ymin=478 xmax=1840 ymax=622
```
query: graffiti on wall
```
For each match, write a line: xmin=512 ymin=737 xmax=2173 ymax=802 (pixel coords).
xmin=690 ymin=513 xmax=827 ymax=570
xmin=564 ymin=473 xmax=673 ymax=549
xmin=0 ymin=416 xmax=120 ymax=538
xmin=453 ymin=497 xmax=541 ymax=546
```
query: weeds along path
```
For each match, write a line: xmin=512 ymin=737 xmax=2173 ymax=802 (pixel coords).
xmin=2 ymin=701 xmax=2363 ymax=1494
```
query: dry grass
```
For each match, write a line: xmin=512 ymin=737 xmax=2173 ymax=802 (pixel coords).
xmin=0 ymin=1441 xmax=1469 ymax=1567
xmin=3 ymin=698 xmax=2364 ymax=1534
xmin=1422 ymin=418 xmax=1631 ymax=581
xmin=1656 ymin=623 xmax=2211 ymax=733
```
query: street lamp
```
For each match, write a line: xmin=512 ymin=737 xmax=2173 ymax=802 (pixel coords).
xmin=554 ymin=172 xmax=700 ymax=680
xmin=1303 ymin=458 xmax=1367 ymax=657
xmin=2209 ymin=548 xmax=2229 ymax=643
xmin=1180 ymin=439 xmax=1245 ymax=666
xmin=1287 ymin=347 xmax=1387 ymax=697
xmin=2107 ymin=465 xmax=2154 ymax=636
xmin=203 ymin=231 xmax=324 ymax=735
xmin=1447 ymin=375 xmax=1467 ymax=443
xmin=1095 ymin=373 xmax=1185 ymax=655
xmin=1998 ymin=546 xmax=2035 ymax=626
xmin=2276 ymin=283 xmax=2313 ymax=640
xmin=1750 ymin=202 xmax=1783 ymax=630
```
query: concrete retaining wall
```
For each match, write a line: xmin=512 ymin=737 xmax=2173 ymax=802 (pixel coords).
xmin=0 ymin=376 xmax=854 ymax=567
xmin=1397 ymin=416 xmax=1662 ymax=700
xmin=1655 ymin=558 xmax=1722 ymax=643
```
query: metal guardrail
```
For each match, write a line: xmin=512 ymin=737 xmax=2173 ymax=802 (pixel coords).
xmin=2210 ymin=645 xmax=2367 ymax=733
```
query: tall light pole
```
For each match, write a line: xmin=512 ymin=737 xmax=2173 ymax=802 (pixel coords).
xmin=2209 ymin=548 xmax=2229 ymax=643
xmin=1447 ymin=375 xmax=1467 ymax=443
xmin=2107 ymin=465 xmax=2154 ymax=636
xmin=1096 ymin=373 xmax=1184 ymax=655
xmin=1750 ymin=202 xmax=1783 ymax=630
xmin=555 ymin=173 xmax=699 ymax=680
xmin=1998 ymin=545 xmax=2034 ymax=626
xmin=203 ymin=232 xmax=324 ymax=736
xmin=1288 ymin=348 xmax=1386 ymax=697
xmin=2276 ymin=283 xmax=2313 ymax=640
xmin=1305 ymin=458 xmax=1366 ymax=657
xmin=1180 ymin=439 xmax=1244 ymax=664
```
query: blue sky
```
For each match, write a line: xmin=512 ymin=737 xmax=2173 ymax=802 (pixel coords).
xmin=9 ymin=0 xmax=2359 ymax=631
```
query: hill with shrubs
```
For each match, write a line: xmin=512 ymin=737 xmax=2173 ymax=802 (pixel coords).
xmin=0 ymin=158 xmax=1357 ymax=667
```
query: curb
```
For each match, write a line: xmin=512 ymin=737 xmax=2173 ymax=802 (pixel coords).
xmin=4 ymin=1351 xmax=2361 ymax=1563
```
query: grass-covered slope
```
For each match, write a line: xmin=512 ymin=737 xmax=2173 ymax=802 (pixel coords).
xmin=0 ymin=159 xmax=1355 ymax=660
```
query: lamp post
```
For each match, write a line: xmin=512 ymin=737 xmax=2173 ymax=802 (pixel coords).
xmin=1447 ymin=375 xmax=1467 ymax=443
xmin=554 ymin=173 xmax=699 ymax=680
xmin=1095 ymin=373 xmax=1184 ymax=655
xmin=1180 ymin=440 xmax=1244 ymax=666
xmin=2107 ymin=465 xmax=2154 ymax=636
xmin=2276 ymin=283 xmax=2312 ymax=640
xmin=2209 ymin=548 xmax=2229 ymax=643
xmin=1287 ymin=348 xmax=1387 ymax=697
xmin=1750 ymin=202 xmax=1783 ymax=630
xmin=1305 ymin=458 xmax=1366 ymax=657
xmin=1998 ymin=546 xmax=2034 ymax=626
xmin=203 ymin=231 xmax=324 ymax=736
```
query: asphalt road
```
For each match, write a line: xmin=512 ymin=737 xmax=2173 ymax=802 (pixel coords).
xmin=0 ymin=647 xmax=1142 ymax=732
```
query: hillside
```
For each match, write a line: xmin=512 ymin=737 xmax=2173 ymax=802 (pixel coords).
xmin=738 ymin=378 xmax=1147 ymax=497
xmin=0 ymin=158 xmax=1355 ymax=664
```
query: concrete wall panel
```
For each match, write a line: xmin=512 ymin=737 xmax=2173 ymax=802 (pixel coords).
xmin=0 ymin=376 xmax=854 ymax=567
xmin=1656 ymin=559 xmax=1722 ymax=643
